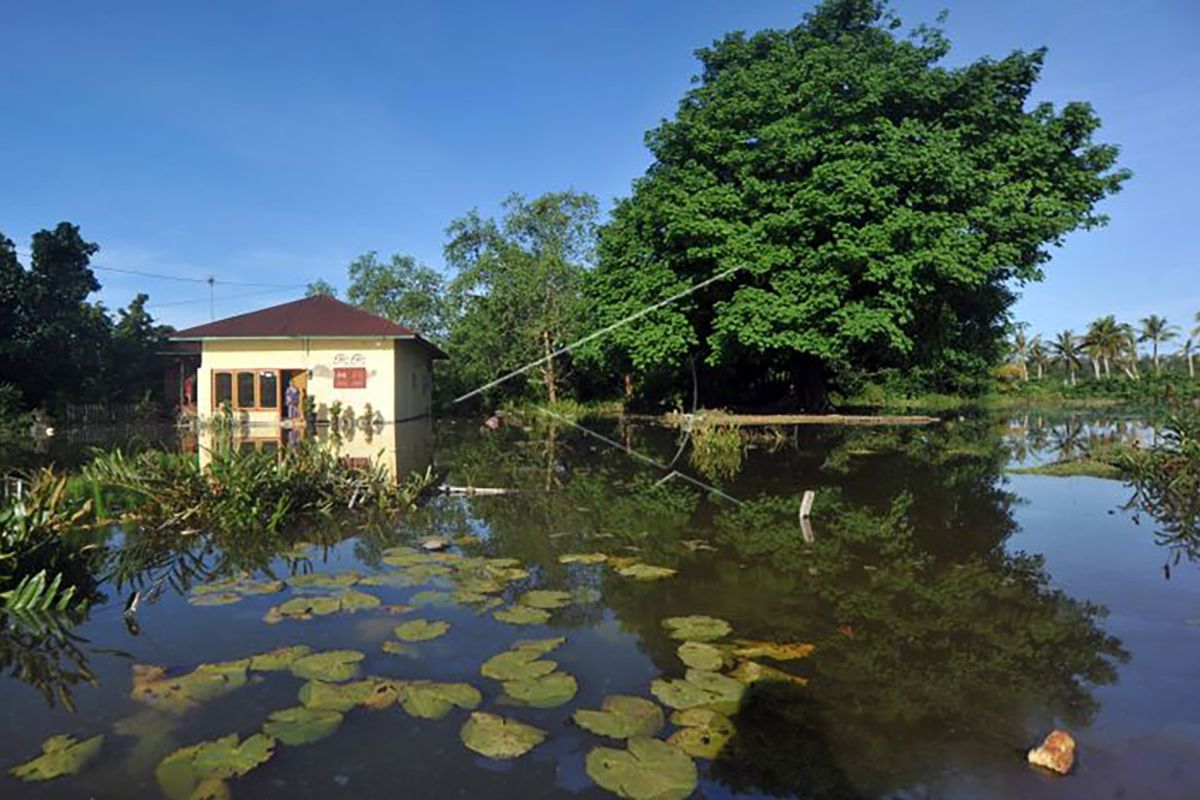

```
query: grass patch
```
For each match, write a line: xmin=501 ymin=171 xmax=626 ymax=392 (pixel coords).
xmin=1008 ymin=460 xmax=1124 ymax=479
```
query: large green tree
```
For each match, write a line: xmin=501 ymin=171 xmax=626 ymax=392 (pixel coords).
xmin=345 ymin=252 xmax=450 ymax=341
xmin=588 ymin=0 xmax=1129 ymax=406
xmin=445 ymin=191 xmax=599 ymax=404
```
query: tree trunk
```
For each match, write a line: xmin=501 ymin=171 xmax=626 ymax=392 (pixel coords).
xmin=1189 ymin=353 xmax=1196 ymax=379
xmin=1037 ymin=363 xmax=1044 ymax=380
xmin=623 ymin=372 xmax=634 ymax=406
xmin=1153 ymin=342 xmax=1159 ymax=374
xmin=1091 ymin=357 xmax=1101 ymax=380
xmin=542 ymin=330 xmax=557 ymax=404
xmin=1103 ymin=356 xmax=1111 ymax=379
xmin=1069 ymin=368 xmax=1077 ymax=387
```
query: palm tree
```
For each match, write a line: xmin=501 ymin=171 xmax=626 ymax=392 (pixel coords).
xmin=1183 ymin=336 xmax=1196 ymax=380
xmin=1029 ymin=336 xmax=1049 ymax=381
xmin=1010 ymin=325 xmax=1030 ymax=382
xmin=1119 ymin=322 xmax=1140 ymax=380
xmin=1139 ymin=314 xmax=1179 ymax=374
xmin=1085 ymin=316 xmax=1123 ymax=380
xmin=1050 ymin=330 xmax=1083 ymax=386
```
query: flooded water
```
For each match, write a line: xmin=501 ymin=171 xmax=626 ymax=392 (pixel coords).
xmin=3 ymin=412 xmax=1199 ymax=799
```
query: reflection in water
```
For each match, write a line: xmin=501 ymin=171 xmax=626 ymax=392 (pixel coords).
xmin=0 ymin=414 xmax=1167 ymax=799
xmin=0 ymin=609 xmax=97 ymax=711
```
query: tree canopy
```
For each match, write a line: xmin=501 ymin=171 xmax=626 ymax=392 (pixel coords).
xmin=587 ymin=0 xmax=1129 ymax=406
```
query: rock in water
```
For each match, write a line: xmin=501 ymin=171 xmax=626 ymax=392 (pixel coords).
xmin=422 ymin=538 xmax=448 ymax=551
xmin=1027 ymin=730 xmax=1075 ymax=775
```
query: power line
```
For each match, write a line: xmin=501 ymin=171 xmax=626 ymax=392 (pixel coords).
xmin=93 ymin=264 xmax=308 ymax=289
xmin=146 ymin=287 xmax=298 ymax=309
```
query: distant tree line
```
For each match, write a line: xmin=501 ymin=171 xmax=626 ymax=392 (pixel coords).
xmin=1007 ymin=313 xmax=1200 ymax=387
xmin=0 ymin=223 xmax=172 ymax=414
xmin=309 ymin=1 xmax=1129 ymax=410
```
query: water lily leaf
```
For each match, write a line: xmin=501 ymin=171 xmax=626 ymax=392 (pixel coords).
xmin=676 ymin=642 xmax=728 ymax=671
xmin=9 ymin=734 xmax=103 ymax=782
xmin=289 ymin=650 xmax=364 ymax=682
xmin=131 ymin=660 xmax=250 ymax=714
xmin=398 ymin=681 xmax=482 ymax=719
xmin=616 ymin=564 xmax=677 ymax=581
xmin=393 ymin=619 xmax=450 ymax=641
xmin=191 ymin=577 xmax=284 ymax=599
xmin=263 ymin=706 xmax=343 ymax=746
xmin=513 ymin=636 xmax=566 ymax=655
xmin=336 ymin=589 xmax=381 ymax=612
xmin=493 ymin=605 xmax=550 ymax=625
xmin=680 ymin=539 xmax=717 ymax=553
xmin=481 ymin=650 xmax=558 ymax=681
xmin=189 ymin=592 xmax=244 ymax=606
xmin=559 ymin=553 xmax=608 ymax=564
xmin=518 ymin=590 xmax=572 ymax=609
xmin=573 ymin=695 xmax=664 ymax=739
xmin=189 ymin=777 xmax=231 ymax=800
xmin=410 ymin=590 xmax=456 ymax=608
xmin=485 ymin=557 xmax=522 ymax=569
xmin=401 ymin=563 xmax=453 ymax=581
xmin=585 ymin=736 xmax=697 ymax=800
xmin=726 ymin=659 xmax=808 ymax=687
xmin=262 ymin=595 xmax=341 ymax=624
xmin=607 ymin=556 xmax=641 ymax=568
xmin=649 ymin=678 xmax=716 ymax=710
xmin=502 ymin=671 xmax=578 ymax=708
xmin=667 ymin=708 xmax=735 ymax=759
xmin=460 ymin=711 xmax=546 ymax=759
xmin=454 ymin=576 xmax=506 ymax=595
xmin=298 ymin=680 xmax=367 ymax=711
xmin=360 ymin=572 xmax=422 ymax=588
xmin=661 ymin=615 xmax=732 ymax=642
xmin=155 ymin=734 xmax=275 ymax=800
xmin=381 ymin=545 xmax=424 ymax=561
xmin=730 ymin=640 xmax=815 ymax=661
xmin=685 ymin=670 xmax=745 ymax=709
xmin=290 ymin=571 xmax=361 ymax=590
xmin=381 ymin=640 xmax=419 ymax=657
xmin=248 ymin=646 xmax=313 ymax=671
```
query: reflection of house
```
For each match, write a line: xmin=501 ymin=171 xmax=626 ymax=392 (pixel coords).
xmin=169 ymin=295 xmax=447 ymax=425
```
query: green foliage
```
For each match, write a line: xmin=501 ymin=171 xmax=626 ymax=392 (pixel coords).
xmin=0 ymin=224 xmax=172 ymax=412
xmin=304 ymin=279 xmax=338 ymax=298
xmin=587 ymin=0 xmax=1128 ymax=405
xmin=1119 ymin=402 xmax=1200 ymax=560
xmin=345 ymin=251 xmax=450 ymax=341
xmin=689 ymin=421 xmax=744 ymax=481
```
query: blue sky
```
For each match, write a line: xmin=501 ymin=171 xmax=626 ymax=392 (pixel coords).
xmin=2 ymin=1 xmax=1197 ymax=339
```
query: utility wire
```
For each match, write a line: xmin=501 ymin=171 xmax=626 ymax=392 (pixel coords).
xmin=146 ymin=287 xmax=298 ymax=309
xmin=93 ymin=264 xmax=308 ymax=289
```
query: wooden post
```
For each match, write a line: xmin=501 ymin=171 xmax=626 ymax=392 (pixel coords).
xmin=799 ymin=490 xmax=815 ymax=544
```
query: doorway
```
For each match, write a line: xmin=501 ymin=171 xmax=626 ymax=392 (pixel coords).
xmin=281 ymin=369 xmax=308 ymax=422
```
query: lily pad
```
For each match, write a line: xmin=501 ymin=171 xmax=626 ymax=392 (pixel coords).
xmin=558 ymin=553 xmax=608 ymax=564
xmin=731 ymin=640 xmax=815 ymax=661
xmin=585 ymin=736 xmax=697 ymax=800
xmin=410 ymin=590 xmax=456 ymax=608
xmin=336 ymin=589 xmax=382 ymax=612
xmin=9 ymin=734 xmax=103 ymax=782
xmin=518 ymin=590 xmax=573 ymax=609
xmin=661 ymin=615 xmax=732 ymax=642
xmin=727 ymin=659 xmax=808 ymax=687
xmin=502 ymin=671 xmax=578 ymax=708
xmin=649 ymin=678 xmax=717 ymax=711
xmin=685 ymin=669 xmax=745 ymax=708
xmin=676 ymin=642 xmax=728 ymax=671
xmin=481 ymin=650 xmax=558 ymax=681
xmin=262 ymin=706 xmax=343 ymax=746
xmin=513 ymin=636 xmax=566 ymax=655
xmin=398 ymin=681 xmax=482 ymax=719
xmin=289 ymin=650 xmax=364 ymax=682
xmin=131 ymin=661 xmax=249 ymax=715
xmin=493 ymin=605 xmax=551 ymax=625
xmin=616 ymin=564 xmax=678 ymax=581
xmin=262 ymin=595 xmax=341 ymax=624
xmin=189 ymin=592 xmax=244 ymax=606
xmin=460 ymin=711 xmax=547 ymax=759
xmin=155 ymin=734 xmax=275 ymax=800
xmin=573 ymin=695 xmax=664 ymax=739
xmin=393 ymin=619 xmax=450 ymax=642
xmin=667 ymin=708 xmax=735 ymax=759
xmin=290 ymin=571 xmax=361 ymax=589
xmin=248 ymin=645 xmax=314 ymax=671
xmin=360 ymin=572 xmax=421 ymax=588
xmin=381 ymin=640 xmax=419 ymax=657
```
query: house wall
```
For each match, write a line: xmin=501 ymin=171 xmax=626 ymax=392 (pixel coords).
xmin=196 ymin=337 xmax=431 ymax=425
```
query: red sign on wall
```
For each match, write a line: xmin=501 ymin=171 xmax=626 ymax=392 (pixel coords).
xmin=333 ymin=367 xmax=367 ymax=388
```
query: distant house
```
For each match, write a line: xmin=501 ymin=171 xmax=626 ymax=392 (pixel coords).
xmin=168 ymin=295 xmax=446 ymax=426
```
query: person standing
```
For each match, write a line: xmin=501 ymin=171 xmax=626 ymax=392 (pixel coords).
xmin=284 ymin=378 xmax=301 ymax=420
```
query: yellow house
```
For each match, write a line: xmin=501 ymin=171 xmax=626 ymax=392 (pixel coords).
xmin=170 ymin=295 xmax=447 ymax=427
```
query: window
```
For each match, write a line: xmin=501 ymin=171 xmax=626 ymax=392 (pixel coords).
xmin=214 ymin=373 xmax=233 ymax=406
xmin=236 ymin=372 xmax=256 ymax=408
xmin=259 ymin=371 xmax=278 ymax=408
xmin=213 ymin=369 xmax=282 ymax=411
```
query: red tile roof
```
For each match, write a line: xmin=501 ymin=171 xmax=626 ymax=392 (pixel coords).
xmin=171 ymin=295 xmax=446 ymax=356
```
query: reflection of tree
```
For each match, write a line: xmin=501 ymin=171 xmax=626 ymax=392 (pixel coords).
xmin=1121 ymin=406 xmax=1200 ymax=568
xmin=0 ymin=609 xmax=96 ymax=711
xmin=707 ymin=492 xmax=1127 ymax=798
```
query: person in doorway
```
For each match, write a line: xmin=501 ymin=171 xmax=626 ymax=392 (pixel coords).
xmin=284 ymin=379 xmax=301 ymax=420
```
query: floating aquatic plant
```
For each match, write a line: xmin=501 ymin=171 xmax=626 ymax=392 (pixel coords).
xmin=573 ymin=695 xmax=664 ymax=739
xmin=262 ymin=706 xmax=343 ymax=746
xmin=493 ymin=605 xmax=551 ymax=625
xmin=131 ymin=660 xmax=249 ymax=715
xmin=481 ymin=649 xmax=558 ymax=681
xmin=666 ymin=708 xmax=734 ymax=759
xmin=8 ymin=734 xmax=103 ymax=782
xmin=730 ymin=640 xmax=815 ymax=661
xmin=262 ymin=589 xmax=380 ymax=623
xmin=298 ymin=678 xmax=396 ymax=712
xmin=380 ymin=640 xmax=419 ymax=657
xmin=616 ymin=564 xmax=677 ymax=581
xmin=518 ymin=590 xmax=573 ymax=609
xmin=661 ymin=615 xmax=732 ymax=642
xmin=397 ymin=681 xmax=482 ymax=719
xmin=410 ymin=590 xmax=456 ymax=608
xmin=155 ymin=733 xmax=275 ymax=800
xmin=502 ymin=671 xmax=578 ymax=708
xmin=585 ymin=736 xmax=697 ymax=800
xmin=558 ymin=553 xmax=608 ymax=564
xmin=289 ymin=571 xmax=361 ymax=590
xmin=288 ymin=650 xmax=364 ymax=682
xmin=247 ymin=645 xmax=314 ymax=671
xmin=676 ymin=641 xmax=728 ymax=671
xmin=393 ymin=619 xmax=450 ymax=642
xmin=726 ymin=658 xmax=808 ymax=687
xmin=189 ymin=576 xmax=284 ymax=606
xmin=459 ymin=711 xmax=547 ymax=759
